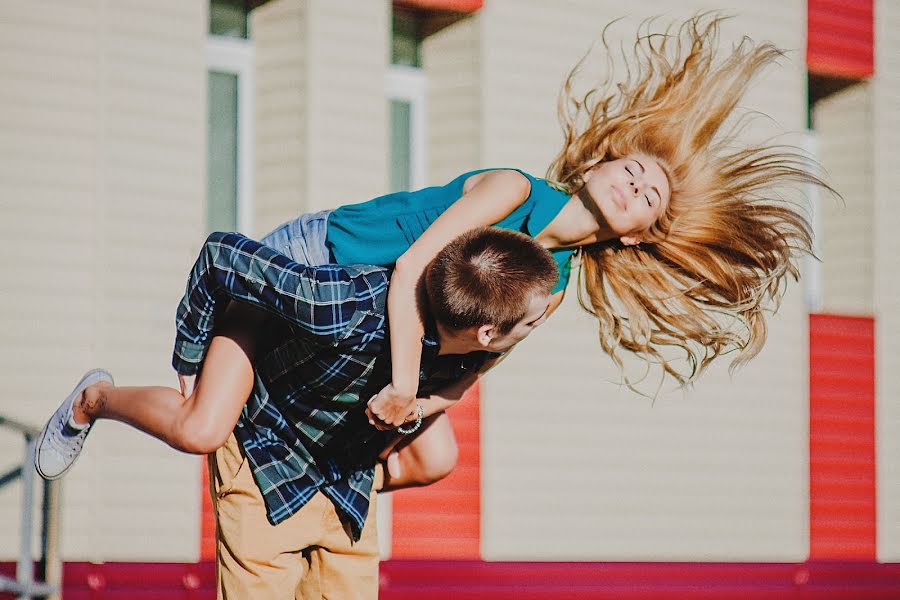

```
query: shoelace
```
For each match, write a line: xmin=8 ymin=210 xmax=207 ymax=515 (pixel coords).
xmin=46 ymin=416 xmax=90 ymax=459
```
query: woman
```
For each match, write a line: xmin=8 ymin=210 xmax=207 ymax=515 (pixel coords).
xmin=35 ymin=15 xmax=830 ymax=491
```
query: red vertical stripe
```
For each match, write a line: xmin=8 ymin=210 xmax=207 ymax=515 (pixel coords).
xmin=200 ymin=459 xmax=216 ymax=561
xmin=393 ymin=0 xmax=482 ymax=13
xmin=808 ymin=314 xmax=875 ymax=560
xmin=198 ymin=386 xmax=483 ymax=561
xmin=391 ymin=384 xmax=481 ymax=558
xmin=807 ymin=0 xmax=874 ymax=78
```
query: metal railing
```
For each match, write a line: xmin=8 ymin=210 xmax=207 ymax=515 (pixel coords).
xmin=0 ymin=415 xmax=61 ymax=600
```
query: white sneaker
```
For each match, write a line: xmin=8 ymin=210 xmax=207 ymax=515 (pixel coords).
xmin=34 ymin=369 xmax=114 ymax=480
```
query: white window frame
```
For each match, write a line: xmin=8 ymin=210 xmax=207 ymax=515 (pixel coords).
xmin=386 ymin=64 xmax=427 ymax=190
xmin=206 ymin=35 xmax=255 ymax=234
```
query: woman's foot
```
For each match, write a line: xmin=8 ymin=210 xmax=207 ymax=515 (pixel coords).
xmin=34 ymin=369 xmax=114 ymax=480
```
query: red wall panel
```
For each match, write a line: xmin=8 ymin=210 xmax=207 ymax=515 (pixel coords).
xmin=808 ymin=314 xmax=875 ymax=560
xmin=198 ymin=388 xmax=483 ymax=561
xmin=807 ymin=0 xmax=874 ymax=78
xmin=394 ymin=0 xmax=482 ymax=13
xmin=8 ymin=560 xmax=900 ymax=599
xmin=391 ymin=384 xmax=481 ymax=559
xmin=200 ymin=460 xmax=216 ymax=561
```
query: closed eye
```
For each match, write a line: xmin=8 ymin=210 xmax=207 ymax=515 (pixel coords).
xmin=527 ymin=304 xmax=551 ymax=326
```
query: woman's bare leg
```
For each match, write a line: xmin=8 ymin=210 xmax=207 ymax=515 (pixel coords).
xmin=380 ymin=411 xmax=459 ymax=492
xmin=72 ymin=304 xmax=263 ymax=454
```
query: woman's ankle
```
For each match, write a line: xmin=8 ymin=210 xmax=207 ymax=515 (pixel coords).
xmin=73 ymin=381 xmax=112 ymax=424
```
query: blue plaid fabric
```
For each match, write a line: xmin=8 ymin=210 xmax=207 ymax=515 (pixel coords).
xmin=172 ymin=232 xmax=496 ymax=539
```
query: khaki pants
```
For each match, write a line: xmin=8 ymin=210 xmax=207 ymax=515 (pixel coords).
xmin=209 ymin=434 xmax=380 ymax=599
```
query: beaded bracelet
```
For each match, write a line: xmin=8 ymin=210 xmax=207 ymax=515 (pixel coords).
xmin=396 ymin=403 xmax=425 ymax=435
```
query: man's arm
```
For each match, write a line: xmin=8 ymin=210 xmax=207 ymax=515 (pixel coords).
xmin=410 ymin=354 xmax=505 ymax=417
xmin=410 ymin=291 xmax=565 ymax=415
xmin=172 ymin=231 xmax=388 ymax=375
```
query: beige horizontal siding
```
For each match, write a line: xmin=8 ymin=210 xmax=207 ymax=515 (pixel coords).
xmin=813 ymin=83 xmax=874 ymax=315
xmin=478 ymin=0 xmax=810 ymax=561
xmin=422 ymin=14 xmax=481 ymax=184
xmin=0 ymin=0 xmax=205 ymax=561
xmin=304 ymin=0 xmax=388 ymax=212
xmin=874 ymin=0 xmax=900 ymax=563
xmin=252 ymin=0 xmax=309 ymax=236
xmin=253 ymin=0 xmax=388 ymax=236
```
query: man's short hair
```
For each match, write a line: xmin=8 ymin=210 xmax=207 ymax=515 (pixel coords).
xmin=425 ymin=227 xmax=558 ymax=333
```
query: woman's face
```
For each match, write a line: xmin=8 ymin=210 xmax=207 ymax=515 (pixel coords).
xmin=582 ymin=154 xmax=671 ymax=245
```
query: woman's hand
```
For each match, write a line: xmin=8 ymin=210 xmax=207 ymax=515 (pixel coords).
xmin=365 ymin=382 xmax=417 ymax=430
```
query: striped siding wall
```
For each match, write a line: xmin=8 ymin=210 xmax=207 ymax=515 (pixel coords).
xmin=479 ymin=0 xmax=810 ymax=561
xmin=0 ymin=0 xmax=103 ymax=558
xmin=0 ymin=0 xmax=205 ymax=561
xmin=251 ymin=0 xmax=310 ymax=236
xmin=813 ymin=82 xmax=874 ymax=315
xmin=303 ymin=0 xmax=388 ymax=212
xmin=91 ymin=0 xmax=205 ymax=561
xmin=252 ymin=0 xmax=388 ymax=227
xmin=873 ymin=0 xmax=900 ymax=563
xmin=422 ymin=13 xmax=481 ymax=184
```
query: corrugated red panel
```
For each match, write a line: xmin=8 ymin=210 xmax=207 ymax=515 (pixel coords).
xmin=807 ymin=0 xmax=873 ymax=78
xmin=394 ymin=0 xmax=482 ymax=13
xmin=6 ymin=561 xmax=900 ymax=599
xmin=391 ymin=384 xmax=481 ymax=559
xmin=0 ymin=562 xmax=216 ymax=600
xmin=380 ymin=561 xmax=900 ymax=599
xmin=200 ymin=459 xmax=216 ymax=561
xmin=808 ymin=313 xmax=875 ymax=560
xmin=198 ymin=389 xmax=482 ymax=561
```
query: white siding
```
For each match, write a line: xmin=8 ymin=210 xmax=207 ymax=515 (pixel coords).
xmin=874 ymin=0 xmax=900 ymax=563
xmin=252 ymin=0 xmax=309 ymax=235
xmin=813 ymin=83 xmax=874 ymax=315
xmin=304 ymin=0 xmax=388 ymax=211
xmin=422 ymin=14 xmax=482 ymax=184
xmin=252 ymin=0 xmax=388 ymax=235
xmin=0 ymin=0 xmax=205 ymax=561
xmin=478 ymin=0 xmax=810 ymax=561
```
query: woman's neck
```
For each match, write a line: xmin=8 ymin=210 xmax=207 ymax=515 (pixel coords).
xmin=536 ymin=190 xmax=617 ymax=249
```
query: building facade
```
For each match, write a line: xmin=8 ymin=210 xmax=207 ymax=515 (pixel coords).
xmin=0 ymin=0 xmax=897 ymax=597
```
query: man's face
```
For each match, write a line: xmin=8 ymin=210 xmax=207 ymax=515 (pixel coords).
xmin=483 ymin=291 xmax=552 ymax=352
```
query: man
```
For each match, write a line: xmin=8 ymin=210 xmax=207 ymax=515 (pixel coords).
xmin=183 ymin=229 xmax=557 ymax=599
xmin=38 ymin=227 xmax=557 ymax=598
xmin=186 ymin=228 xmax=556 ymax=599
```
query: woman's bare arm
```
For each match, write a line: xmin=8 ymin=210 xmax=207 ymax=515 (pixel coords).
xmin=369 ymin=170 xmax=534 ymax=428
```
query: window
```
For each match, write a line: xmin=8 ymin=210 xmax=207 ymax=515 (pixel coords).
xmin=387 ymin=9 xmax=426 ymax=193
xmin=207 ymin=1 xmax=254 ymax=233
xmin=392 ymin=9 xmax=421 ymax=67
xmin=210 ymin=0 xmax=249 ymax=39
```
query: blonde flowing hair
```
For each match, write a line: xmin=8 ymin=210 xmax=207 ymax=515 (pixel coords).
xmin=548 ymin=14 xmax=832 ymax=385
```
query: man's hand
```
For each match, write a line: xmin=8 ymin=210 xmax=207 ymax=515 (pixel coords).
xmin=178 ymin=374 xmax=197 ymax=399
xmin=365 ymin=382 xmax=416 ymax=431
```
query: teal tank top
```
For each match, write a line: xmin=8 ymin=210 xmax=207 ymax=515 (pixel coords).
xmin=326 ymin=168 xmax=575 ymax=294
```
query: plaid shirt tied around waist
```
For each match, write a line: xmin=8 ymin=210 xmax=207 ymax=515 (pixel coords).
xmin=172 ymin=232 xmax=496 ymax=539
